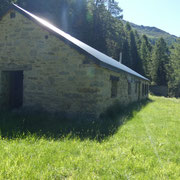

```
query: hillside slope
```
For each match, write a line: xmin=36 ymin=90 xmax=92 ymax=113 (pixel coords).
xmin=124 ymin=20 xmax=178 ymax=45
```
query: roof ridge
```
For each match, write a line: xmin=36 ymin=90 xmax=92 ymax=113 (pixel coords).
xmin=12 ymin=3 xmax=149 ymax=81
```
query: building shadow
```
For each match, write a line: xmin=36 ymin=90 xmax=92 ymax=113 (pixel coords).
xmin=0 ymin=98 xmax=153 ymax=141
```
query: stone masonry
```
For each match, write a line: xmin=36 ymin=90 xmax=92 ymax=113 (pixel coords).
xmin=0 ymin=9 xmax=149 ymax=119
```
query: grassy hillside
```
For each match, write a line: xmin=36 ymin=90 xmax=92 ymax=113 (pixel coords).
xmin=123 ymin=20 xmax=178 ymax=45
xmin=0 ymin=96 xmax=180 ymax=179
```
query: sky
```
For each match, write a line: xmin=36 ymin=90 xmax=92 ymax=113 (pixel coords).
xmin=118 ymin=0 xmax=180 ymax=37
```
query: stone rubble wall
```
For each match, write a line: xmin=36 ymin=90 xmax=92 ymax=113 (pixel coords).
xmin=0 ymin=10 xmax=149 ymax=119
xmin=0 ymin=10 xmax=99 ymax=118
xmin=92 ymin=65 xmax=148 ymax=116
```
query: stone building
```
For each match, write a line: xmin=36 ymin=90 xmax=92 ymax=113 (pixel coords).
xmin=0 ymin=4 xmax=149 ymax=119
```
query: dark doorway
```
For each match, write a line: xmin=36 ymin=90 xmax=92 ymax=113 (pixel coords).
xmin=2 ymin=71 xmax=23 ymax=109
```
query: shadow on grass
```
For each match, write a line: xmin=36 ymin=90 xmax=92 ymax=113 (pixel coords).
xmin=0 ymin=98 xmax=153 ymax=141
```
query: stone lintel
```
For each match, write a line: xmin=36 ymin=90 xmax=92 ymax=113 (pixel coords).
xmin=0 ymin=64 xmax=32 ymax=71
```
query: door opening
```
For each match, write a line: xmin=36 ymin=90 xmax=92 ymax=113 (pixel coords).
xmin=2 ymin=71 xmax=23 ymax=109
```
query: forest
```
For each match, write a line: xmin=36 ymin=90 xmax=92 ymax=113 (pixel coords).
xmin=1 ymin=0 xmax=180 ymax=97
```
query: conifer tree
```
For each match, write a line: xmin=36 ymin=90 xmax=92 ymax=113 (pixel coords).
xmin=0 ymin=0 xmax=13 ymax=16
xmin=151 ymin=38 xmax=169 ymax=85
xmin=134 ymin=30 xmax=141 ymax=53
xmin=129 ymin=30 xmax=142 ymax=73
xmin=122 ymin=23 xmax=132 ymax=68
xmin=95 ymin=0 xmax=123 ymax=19
xmin=122 ymin=23 xmax=142 ymax=73
xmin=168 ymin=39 xmax=180 ymax=97
xmin=140 ymin=35 xmax=152 ymax=78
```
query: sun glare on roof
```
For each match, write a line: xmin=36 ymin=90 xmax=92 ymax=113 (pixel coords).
xmin=12 ymin=3 xmax=148 ymax=81
xmin=12 ymin=3 xmax=75 ymax=43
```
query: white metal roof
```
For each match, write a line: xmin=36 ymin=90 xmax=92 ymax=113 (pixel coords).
xmin=13 ymin=3 xmax=149 ymax=81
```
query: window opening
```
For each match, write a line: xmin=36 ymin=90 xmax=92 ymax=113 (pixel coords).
xmin=135 ymin=82 xmax=137 ymax=93
xmin=110 ymin=75 xmax=119 ymax=98
xmin=142 ymin=84 xmax=144 ymax=96
xmin=128 ymin=82 xmax=131 ymax=95
xmin=10 ymin=12 xmax=16 ymax=19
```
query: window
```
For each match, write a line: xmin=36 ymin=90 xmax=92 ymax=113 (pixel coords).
xmin=10 ymin=12 xmax=16 ymax=19
xmin=147 ymin=85 xmax=149 ymax=95
xmin=142 ymin=84 xmax=145 ymax=96
xmin=110 ymin=75 xmax=119 ymax=98
xmin=135 ymin=82 xmax=137 ymax=93
xmin=145 ymin=84 xmax=149 ymax=95
xmin=111 ymin=80 xmax=118 ymax=98
xmin=138 ymin=82 xmax=141 ymax=100
xmin=146 ymin=84 xmax=148 ymax=95
xmin=45 ymin=35 xmax=49 ymax=39
xmin=128 ymin=82 xmax=131 ymax=95
xmin=144 ymin=84 xmax=146 ymax=96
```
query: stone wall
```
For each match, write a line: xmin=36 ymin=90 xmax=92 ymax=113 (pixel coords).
xmin=91 ymin=65 xmax=148 ymax=116
xmin=150 ymin=85 xmax=168 ymax=97
xmin=0 ymin=10 xmax=99 ymax=118
xmin=0 ymin=10 xmax=149 ymax=119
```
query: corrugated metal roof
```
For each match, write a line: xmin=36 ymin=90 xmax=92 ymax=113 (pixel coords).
xmin=12 ymin=3 xmax=148 ymax=81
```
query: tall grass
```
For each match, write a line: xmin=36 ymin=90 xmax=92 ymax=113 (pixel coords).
xmin=0 ymin=99 xmax=150 ymax=140
xmin=0 ymin=96 xmax=179 ymax=179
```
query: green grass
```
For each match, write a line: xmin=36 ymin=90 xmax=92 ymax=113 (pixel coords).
xmin=0 ymin=96 xmax=180 ymax=179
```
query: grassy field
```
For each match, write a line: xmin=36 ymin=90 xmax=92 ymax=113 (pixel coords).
xmin=0 ymin=96 xmax=180 ymax=179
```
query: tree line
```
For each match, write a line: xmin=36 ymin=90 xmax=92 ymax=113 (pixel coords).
xmin=1 ymin=0 xmax=180 ymax=97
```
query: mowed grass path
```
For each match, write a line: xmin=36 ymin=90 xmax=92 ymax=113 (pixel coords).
xmin=0 ymin=96 xmax=180 ymax=179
